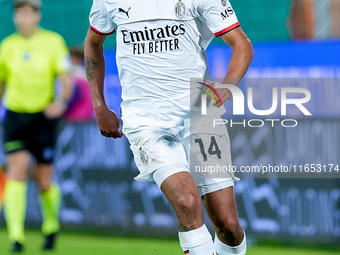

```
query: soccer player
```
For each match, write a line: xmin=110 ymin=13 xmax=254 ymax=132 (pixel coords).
xmin=0 ymin=0 xmax=72 ymax=252
xmin=85 ymin=0 xmax=253 ymax=254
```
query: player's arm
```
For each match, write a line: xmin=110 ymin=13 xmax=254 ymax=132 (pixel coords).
xmin=212 ymin=27 xmax=253 ymax=107
xmin=84 ymin=29 xmax=123 ymax=138
xmin=199 ymin=0 xmax=254 ymax=106
xmin=221 ymin=27 xmax=253 ymax=85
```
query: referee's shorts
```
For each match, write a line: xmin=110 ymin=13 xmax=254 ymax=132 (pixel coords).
xmin=3 ymin=109 xmax=58 ymax=164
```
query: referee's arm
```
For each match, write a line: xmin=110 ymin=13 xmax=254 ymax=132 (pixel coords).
xmin=57 ymin=72 xmax=72 ymax=104
xmin=44 ymin=72 xmax=72 ymax=118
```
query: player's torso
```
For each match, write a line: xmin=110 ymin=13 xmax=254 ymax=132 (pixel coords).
xmin=105 ymin=0 xmax=209 ymax=79
xmin=103 ymin=0 xmax=213 ymax=128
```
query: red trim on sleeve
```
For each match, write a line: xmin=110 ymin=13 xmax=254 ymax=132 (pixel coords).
xmin=90 ymin=25 xmax=116 ymax=35
xmin=214 ymin=22 xmax=240 ymax=37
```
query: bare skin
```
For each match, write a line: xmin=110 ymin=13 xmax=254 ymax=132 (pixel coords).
xmin=35 ymin=164 xmax=52 ymax=192
xmin=6 ymin=151 xmax=30 ymax=182
xmin=207 ymin=28 xmax=253 ymax=107
xmin=202 ymin=186 xmax=244 ymax=246
xmin=84 ymin=29 xmax=123 ymax=138
xmin=44 ymin=73 xmax=73 ymax=119
xmin=6 ymin=151 xmax=51 ymax=192
xmin=160 ymin=172 xmax=203 ymax=232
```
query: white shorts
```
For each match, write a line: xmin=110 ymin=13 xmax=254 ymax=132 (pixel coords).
xmin=125 ymin=120 xmax=239 ymax=196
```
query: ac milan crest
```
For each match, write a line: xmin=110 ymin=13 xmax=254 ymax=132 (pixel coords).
xmin=140 ymin=147 xmax=149 ymax=165
xmin=175 ymin=0 xmax=186 ymax=19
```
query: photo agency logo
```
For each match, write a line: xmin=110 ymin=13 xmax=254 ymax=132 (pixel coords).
xmin=198 ymin=82 xmax=312 ymax=128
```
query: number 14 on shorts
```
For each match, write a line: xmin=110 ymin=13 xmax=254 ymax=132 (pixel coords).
xmin=195 ymin=136 xmax=222 ymax=162
xmin=191 ymin=133 xmax=233 ymax=176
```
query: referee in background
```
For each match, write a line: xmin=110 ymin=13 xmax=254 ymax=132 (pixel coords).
xmin=0 ymin=0 xmax=72 ymax=252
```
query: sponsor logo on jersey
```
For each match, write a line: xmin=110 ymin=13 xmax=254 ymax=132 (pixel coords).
xmin=221 ymin=7 xmax=234 ymax=20
xmin=121 ymin=24 xmax=186 ymax=55
xmin=122 ymin=24 xmax=185 ymax=43
xmin=175 ymin=0 xmax=186 ymax=19
xmin=139 ymin=147 xmax=149 ymax=165
xmin=118 ymin=7 xmax=131 ymax=18
xmin=221 ymin=0 xmax=227 ymax=7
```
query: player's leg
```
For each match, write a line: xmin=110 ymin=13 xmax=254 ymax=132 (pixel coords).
xmin=32 ymin=115 xmax=60 ymax=251
xmin=127 ymin=128 xmax=216 ymax=255
xmin=161 ymin=172 xmax=203 ymax=230
xmin=202 ymin=186 xmax=246 ymax=255
xmin=159 ymin=171 xmax=216 ymax=255
xmin=4 ymin=151 xmax=30 ymax=252
xmin=189 ymin=120 xmax=246 ymax=254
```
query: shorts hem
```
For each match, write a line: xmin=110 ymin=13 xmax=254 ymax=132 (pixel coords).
xmin=152 ymin=163 xmax=189 ymax=187
xmin=198 ymin=179 xmax=236 ymax=197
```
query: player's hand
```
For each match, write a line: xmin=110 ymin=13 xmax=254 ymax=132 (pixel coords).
xmin=44 ymin=101 xmax=66 ymax=118
xmin=205 ymin=80 xmax=232 ymax=107
xmin=95 ymin=107 xmax=124 ymax=139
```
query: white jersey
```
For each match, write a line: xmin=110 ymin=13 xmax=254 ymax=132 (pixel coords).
xmin=89 ymin=0 xmax=239 ymax=129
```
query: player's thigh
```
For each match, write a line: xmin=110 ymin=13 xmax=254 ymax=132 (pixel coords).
xmin=127 ymin=128 xmax=202 ymax=225
xmin=161 ymin=171 xmax=203 ymax=228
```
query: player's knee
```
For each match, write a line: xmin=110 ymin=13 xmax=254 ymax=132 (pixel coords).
xmin=215 ymin=216 xmax=242 ymax=241
xmin=176 ymin=191 xmax=201 ymax=214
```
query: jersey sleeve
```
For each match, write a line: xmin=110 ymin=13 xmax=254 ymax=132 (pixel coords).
xmin=89 ymin=0 xmax=116 ymax=35
xmin=53 ymin=35 xmax=71 ymax=76
xmin=197 ymin=0 xmax=240 ymax=37
xmin=0 ymin=42 xmax=8 ymax=83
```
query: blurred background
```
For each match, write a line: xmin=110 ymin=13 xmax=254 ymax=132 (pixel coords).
xmin=0 ymin=0 xmax=339 ymax=254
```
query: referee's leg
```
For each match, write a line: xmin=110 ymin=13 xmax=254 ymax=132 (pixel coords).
xmin=4 ymin=151 xmax=30 ymax=249
xmin=33 ymin=115 xmax=61 ymax=251
xmin=35 ymin=163 xmax=61 ymax=250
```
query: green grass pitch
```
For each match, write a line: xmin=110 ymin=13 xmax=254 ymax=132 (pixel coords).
xmin=0 ymin=228 xmax=338 ymax=255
